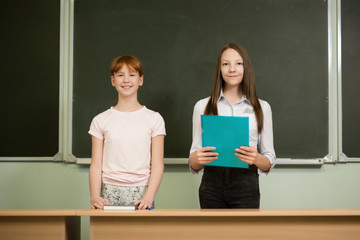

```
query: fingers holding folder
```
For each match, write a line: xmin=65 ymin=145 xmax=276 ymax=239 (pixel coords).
xmin=189 ymin=147 xmax=218 ymax=170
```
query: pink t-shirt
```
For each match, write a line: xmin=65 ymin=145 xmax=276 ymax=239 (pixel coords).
xmin=89 ymin=106 xmax=166 ymax=186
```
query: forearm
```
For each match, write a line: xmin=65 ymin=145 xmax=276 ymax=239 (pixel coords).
xmin=188 ymin=151 xmax=203 ymax=171
xmin=142 ymin=135 xmax=165 ymax=202
xmin=255 ymin=154 xmax=271 ymax=172
xmin=143 ymin=163 xmax=164 ymax=201
xmin=89 ymin=164 xmax=102 ymax=199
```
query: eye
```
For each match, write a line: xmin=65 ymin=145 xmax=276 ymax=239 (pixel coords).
xmin=237 ymin=62 xmax=244 ymax=65
xmin=222 ymin=63 xmax=228 ymax=66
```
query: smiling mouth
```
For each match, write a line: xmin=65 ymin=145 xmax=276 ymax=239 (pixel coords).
xmin=121 ymin=86 xmax=132 ymax=89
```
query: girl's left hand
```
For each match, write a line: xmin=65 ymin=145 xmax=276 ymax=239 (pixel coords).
xmin=134 ymin=198 xmax=153 ymax=210
xmin=235 ymin=146 xmax=260 ymax=165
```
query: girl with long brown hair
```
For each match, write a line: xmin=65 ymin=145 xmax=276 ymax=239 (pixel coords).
xmin=188 ymin=43 xmax=276 ymax=208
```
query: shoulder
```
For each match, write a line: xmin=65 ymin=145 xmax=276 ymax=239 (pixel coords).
xmin=89 ymin=108 xmax=113 ymax=135
xmin=259 ymin=99 xmax=272 ymax=114
xmin=142 ymin=107 xmax=166 ymax=133
xmin=91 ymin=108 xmax=113 ymax=122
xmin=142 ymin=107 xmax=164 ymax=121
xmin=194 ymin=97 xmax=210 ymax=111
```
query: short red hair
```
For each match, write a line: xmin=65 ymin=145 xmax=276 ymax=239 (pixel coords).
xmin=110 ymin=55 xmax=143 ymax=76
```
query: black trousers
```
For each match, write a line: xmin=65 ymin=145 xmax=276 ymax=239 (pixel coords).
xmin=199 ymin=165 xmax=260 ymax=209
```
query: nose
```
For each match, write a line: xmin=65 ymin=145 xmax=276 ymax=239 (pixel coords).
xmin=124 ymin=75 xmax=130 ymax=82
xmin=229 ymin=64 xmax=235 ymax=72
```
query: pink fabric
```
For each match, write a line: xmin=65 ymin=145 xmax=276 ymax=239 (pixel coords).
xmin=89 ymin=106 xmax=166 ymax=186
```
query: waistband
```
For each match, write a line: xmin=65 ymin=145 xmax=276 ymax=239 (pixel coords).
xmin=204 ymin=164 xmax=258 ymax=173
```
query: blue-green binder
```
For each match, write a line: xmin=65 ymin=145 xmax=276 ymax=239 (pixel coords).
xmin=201 ymin=115 xmax=249 ymax=168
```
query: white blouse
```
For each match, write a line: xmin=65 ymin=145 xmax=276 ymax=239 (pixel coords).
xmin=189 ymin=92 xmax=276 ymax=176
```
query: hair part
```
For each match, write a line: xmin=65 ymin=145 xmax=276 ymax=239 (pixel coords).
xmin=110 ymin=55 xmax=143 ymax=76
xmin=204 ymin=42 xmax=264 ymax=133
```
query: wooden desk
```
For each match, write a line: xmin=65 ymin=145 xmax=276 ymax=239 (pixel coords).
xmin=1 ymin=209 xmax=359 ymax=240
xmin=0 ymin=210 xmax=80 ymax=240
xmin=78 ymin=209 xmax=360 ymax=240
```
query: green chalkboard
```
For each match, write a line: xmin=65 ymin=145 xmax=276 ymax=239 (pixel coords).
xmin=73 ymin=0 xmax=328 ymax=159
xmin=0 ymin=0 xmax=60 ymax=157
xmin=342 ymin=0 xmax=360 ymax=157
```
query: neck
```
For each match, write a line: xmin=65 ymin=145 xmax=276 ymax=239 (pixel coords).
xmin=223 ymin=85 xmax=243 ymax=105
xmin=114 ymin=95 xmax=142 ymax=112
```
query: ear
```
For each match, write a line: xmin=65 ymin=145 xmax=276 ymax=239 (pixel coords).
xmin=111 ymin=75 xmax=115 ymax=86
xmin=139 ymin=75 xmax=144 ymax=86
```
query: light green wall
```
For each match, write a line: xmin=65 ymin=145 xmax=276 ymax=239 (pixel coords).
xmin=1 ymin=162 xmax=360 ymax=209
xmin=1 ymin=162 xmax=360 ymax=240
xmin=260 ymin=163 xmax=360 ymax=209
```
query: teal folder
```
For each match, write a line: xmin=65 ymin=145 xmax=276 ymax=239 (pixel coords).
xmin=201 ymin=115 xmax=249 ymax=168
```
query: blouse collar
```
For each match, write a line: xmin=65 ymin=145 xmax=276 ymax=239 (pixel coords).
xmin=218 ymin=89 xmax=249 ymax=105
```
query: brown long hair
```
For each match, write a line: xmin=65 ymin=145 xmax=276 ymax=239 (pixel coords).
xmin=204 ymin=43 xmax=264 ymax=133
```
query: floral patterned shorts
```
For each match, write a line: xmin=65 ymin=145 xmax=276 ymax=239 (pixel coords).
xmin=101 ymin=183 xmax=148 ymax=206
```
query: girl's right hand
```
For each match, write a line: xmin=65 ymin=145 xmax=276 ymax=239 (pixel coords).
xmin=91 ymin=196 xmax=109 ymax=209
xmin=189 ymin=147 xmax=218 ymax=170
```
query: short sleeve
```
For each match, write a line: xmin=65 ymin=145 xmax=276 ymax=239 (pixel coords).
xmin=151 ymin=113 xmax=166 ymax=138
xmin=88 ymin=115 xmax=104 ymax=140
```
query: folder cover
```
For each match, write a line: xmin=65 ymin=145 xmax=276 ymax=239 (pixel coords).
xmin=201 ymin=115 xmax=249 ymax=168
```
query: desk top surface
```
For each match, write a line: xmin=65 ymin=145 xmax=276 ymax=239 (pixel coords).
xmin=77 ymin=208 xmax=360 ymax=217
xmin=1 ymin=209 xmax=360 ymax=217
xmin=0 ymin=209 xmax=77 ymax=216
